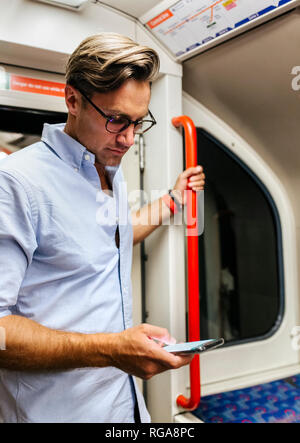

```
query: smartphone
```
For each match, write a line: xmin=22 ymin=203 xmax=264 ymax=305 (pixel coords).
xmin=163 ymin=338 xmax=224 ymax=354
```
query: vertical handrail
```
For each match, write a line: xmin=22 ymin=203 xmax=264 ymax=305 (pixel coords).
xmin=172 ymin=115 xmax=201 ymax=411
xmin=0 ymin=148 xmax=12 ymax=155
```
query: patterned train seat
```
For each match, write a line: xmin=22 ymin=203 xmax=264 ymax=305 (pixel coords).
xmin=193 ymin=375 xmax=300 ymax=423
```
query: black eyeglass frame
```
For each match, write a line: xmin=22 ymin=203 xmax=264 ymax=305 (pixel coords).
xmin=78 ymin=88 xmax=157 ymax=135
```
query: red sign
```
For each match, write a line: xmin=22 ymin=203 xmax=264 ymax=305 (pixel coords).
xmin=147 ymin=9 xmax=173 ymax=29
xmin=10 ymin=75 xmax=65 ymax=97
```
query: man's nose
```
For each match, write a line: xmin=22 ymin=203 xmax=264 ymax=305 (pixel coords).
xmin=116 ymin=124 xmax=136 ymax=148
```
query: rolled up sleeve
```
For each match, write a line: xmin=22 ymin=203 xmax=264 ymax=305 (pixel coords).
xmin=0 ymin=171 xmax=38 ymax=318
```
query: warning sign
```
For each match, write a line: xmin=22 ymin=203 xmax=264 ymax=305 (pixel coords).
xmin=10 ymin=75 xmax=65 ymax=97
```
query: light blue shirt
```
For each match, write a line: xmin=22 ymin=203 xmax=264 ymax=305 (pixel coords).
xmin=0 ymin=123 xmax=150 ymax=423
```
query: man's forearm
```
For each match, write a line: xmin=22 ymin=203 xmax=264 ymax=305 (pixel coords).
xmin=0 ymin=315 xmax=114 ymax=371
xmin=132 ymin=196 xmax=172 ymax=245
xmin=0 ymin=316 xmax=194 ymax=380
xmin=132 ymin=166 xmax=205 ymax=246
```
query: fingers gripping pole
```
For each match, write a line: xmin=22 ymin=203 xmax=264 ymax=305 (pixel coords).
xmin=172 ymin=116 xmax=201 ymax=411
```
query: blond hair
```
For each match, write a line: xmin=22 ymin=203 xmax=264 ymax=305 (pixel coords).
xmin=66 ymin=32 xmax=160 ymax=96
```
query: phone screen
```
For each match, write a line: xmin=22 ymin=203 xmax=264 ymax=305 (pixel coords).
xmin=163 ymin=339 xmax=224 ymax=354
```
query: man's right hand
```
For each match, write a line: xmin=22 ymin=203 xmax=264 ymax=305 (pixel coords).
xmin=108 ymin=324 xmax=194 ymax=380
xmin=0 ymin=316 xmax=193 ymax=376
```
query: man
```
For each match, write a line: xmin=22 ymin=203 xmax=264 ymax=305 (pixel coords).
xmin=0 ymin=33 xmax=205 ymax=423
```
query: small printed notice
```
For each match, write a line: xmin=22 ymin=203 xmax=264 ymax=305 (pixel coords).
xmin=0 ymin=67 xmax=65 ymax=97
xmin=146 ymin=0 xmax=295 ymax=57
xmin=10 ymin=75 xmax=65 ymax=97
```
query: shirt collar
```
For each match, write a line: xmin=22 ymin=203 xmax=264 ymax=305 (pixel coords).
xmin=41 ymin=123 xmax=121 ymax=181
xmin=41 ymin=123 xmax=96 ymax=170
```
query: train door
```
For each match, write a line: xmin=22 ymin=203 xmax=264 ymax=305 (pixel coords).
xmin=141 ymin=0 xmax=300 ymax=423
xmin=179 ymin=5 xmax=300 ymax=419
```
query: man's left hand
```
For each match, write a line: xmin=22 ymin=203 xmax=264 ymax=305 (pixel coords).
xmin=171 ymin=166 xmax=205 ymax=205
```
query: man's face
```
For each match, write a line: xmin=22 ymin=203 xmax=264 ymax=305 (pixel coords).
xmin=65 ymin=79 xmax=151 ymax=167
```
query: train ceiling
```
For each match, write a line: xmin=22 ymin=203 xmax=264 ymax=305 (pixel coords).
xmin=94 ymin=0 xmax=163 ymax=18
xmin=35 ymin=0 xmax=164 ymax=17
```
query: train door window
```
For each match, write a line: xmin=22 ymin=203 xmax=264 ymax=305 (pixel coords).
xmin=197 ymin=129 xmax=283 ymax=345
xmin=0 ymin=106 xmax=67 ymax=156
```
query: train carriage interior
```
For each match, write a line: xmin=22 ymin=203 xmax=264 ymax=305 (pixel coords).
xmin=1 ymin=0 xmax=300 ymax=424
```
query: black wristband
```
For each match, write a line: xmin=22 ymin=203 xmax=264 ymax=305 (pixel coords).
xmin=168 ymin=190 xmax=182 ymax=212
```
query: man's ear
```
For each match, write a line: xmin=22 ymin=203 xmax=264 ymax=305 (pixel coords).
xmin=64 ymin=85 xmax=81 ymax=116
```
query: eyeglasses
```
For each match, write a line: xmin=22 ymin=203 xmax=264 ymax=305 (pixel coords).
xmin=78 ymin=89 xmax=157 ymax=135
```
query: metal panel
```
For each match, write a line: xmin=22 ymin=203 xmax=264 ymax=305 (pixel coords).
xmin=183 ymin=91 xmax=300 ymax=395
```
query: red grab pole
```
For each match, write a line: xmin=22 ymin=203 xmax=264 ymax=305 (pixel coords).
xmin=172 ymin=115 xmax=201 ymax=411
xmin=0 ymin=148 xmax=12 ymax=155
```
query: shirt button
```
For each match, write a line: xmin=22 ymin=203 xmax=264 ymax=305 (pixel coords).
xmin=74 ymin=167 xmax=79 ymax=172
xmin=85 ymin=154 xmax=91 ymax=161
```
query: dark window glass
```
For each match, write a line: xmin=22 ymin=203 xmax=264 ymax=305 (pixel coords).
xmin=0 ymin=105 xmax=67 ymax=155
xmin=197 ymin=129 xmax=283 ymax=345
